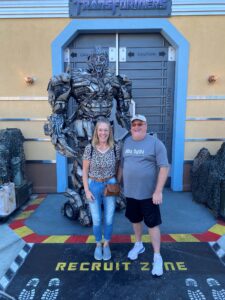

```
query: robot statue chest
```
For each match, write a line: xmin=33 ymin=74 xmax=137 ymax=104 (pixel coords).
xmin=88 ymin=81 xmax=112 ymax=95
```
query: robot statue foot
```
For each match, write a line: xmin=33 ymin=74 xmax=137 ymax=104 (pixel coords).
xmin=62 ymin=189 xmax=92 ymax=226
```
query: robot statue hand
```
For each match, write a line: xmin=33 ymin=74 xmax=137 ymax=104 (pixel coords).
xmin=51 ymin=73 xmax=71 ymax=85
xmin=116 ymin=111 xmax=131 ymax=130
xmin=47 ymin=73 xmax=72 ymax=114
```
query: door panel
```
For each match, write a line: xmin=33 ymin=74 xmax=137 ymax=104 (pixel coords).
xmin=65 ymin=33 xmax=116 ymax=72
xmin=118 ymin=33 xmax=174 ymax=162
xmin=119 ymin=33 xmax=168 ymax=47
xmin=125 ymin=47 xmax=168 ymax=62
xmin=121 ymin=61 xmax=167 ymax=70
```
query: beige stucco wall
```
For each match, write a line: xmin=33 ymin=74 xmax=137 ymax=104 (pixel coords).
xmin=171 ymin=16 xmax=225 ymax=95
xmin=171 ymin=16 xmax=225 ymax=159
xmin=0 ymin=19 xmax=69 ymax=160
xmin=0 ymin=16 xmax=225 ymax=161
xmin=0 ymin=19 xmax=69 ymax=96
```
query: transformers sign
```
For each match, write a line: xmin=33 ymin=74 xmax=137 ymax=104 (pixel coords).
xmin=69 ymin=0 xmax=171 ymax=18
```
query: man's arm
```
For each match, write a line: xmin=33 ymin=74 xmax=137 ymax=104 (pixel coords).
xmin=152 ymin=167 xmax=169 ymax=205
xmin=117 ymin=165 xmax=123 ymax=184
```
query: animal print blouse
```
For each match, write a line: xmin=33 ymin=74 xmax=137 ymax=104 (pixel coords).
xmin=83 ymin=143 xmax=121 ymax=179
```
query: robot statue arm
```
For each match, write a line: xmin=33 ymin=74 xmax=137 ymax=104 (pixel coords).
xmin=44 ymin=113 xmax=78 ymax=158
xmin=45 ymin=73 xmax=80 ymax=157
xmin=47 ymin=73 xmax=72 ymax=114
xmin=114 ymin=75 xmax=132 ymax=130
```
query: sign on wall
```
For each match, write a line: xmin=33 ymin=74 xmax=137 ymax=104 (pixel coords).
xmin=69 ymin=0 xmax=172 ymax=18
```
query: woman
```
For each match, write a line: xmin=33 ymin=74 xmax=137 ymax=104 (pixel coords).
xmin=82 ymin=118 xmax=120 ymax=261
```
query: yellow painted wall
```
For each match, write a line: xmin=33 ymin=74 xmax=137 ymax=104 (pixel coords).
xmin=186 ymin=101 xmax=225 ymax=118
xmin=0 ymin=19 xmax=69 ymax=96
xmin=171 ymin=16 xmax=225 ymax=95
xmin=0 ymin=19 xmax=69 ymax=159
xmin=0 ymin=17 xmax=225 ymax=161
xmin=185 ymin=142 xmax=224 ymax=161
xmin=0 ymin=101 xmax=51 ymax=118
xmin=170 ymin=16 xmax=225 ymax=160
xmin=170 ymin=16 xmax=225 ymax=159
xmin=185 ymin=100 xmax=225 ymax=158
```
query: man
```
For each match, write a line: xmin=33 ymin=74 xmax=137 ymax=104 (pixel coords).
xmin=119 ymin=114 xmax=169 ymax=276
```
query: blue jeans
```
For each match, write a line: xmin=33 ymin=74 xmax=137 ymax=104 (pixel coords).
xmin=88 ymin=177 xmax=116 ymax=243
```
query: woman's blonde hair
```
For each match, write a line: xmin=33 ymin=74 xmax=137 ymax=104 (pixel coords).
xmin=92 ymin=118 xmax=114 ymax=148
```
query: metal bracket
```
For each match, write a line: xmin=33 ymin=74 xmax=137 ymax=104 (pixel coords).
xmin=168 ymin=46 xmax=176 ymax=61
xmin=109 ymin=47 xmax=116 ymax=62
xmin=119 ymin=47 xmax=126 ymax=62
xmin=64 ymin=48 xmax=70 ymax=63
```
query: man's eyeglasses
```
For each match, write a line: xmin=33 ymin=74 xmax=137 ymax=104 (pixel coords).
xmin=131 ymin=122 xmax=145 ymax=127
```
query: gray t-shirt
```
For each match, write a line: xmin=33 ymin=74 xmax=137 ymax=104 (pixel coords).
xmin=121 ymin=135 xmax=169 ymax=200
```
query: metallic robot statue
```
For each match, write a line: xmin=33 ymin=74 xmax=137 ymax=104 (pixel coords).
xmin=44 ymin=48 xmax=132 ymax=226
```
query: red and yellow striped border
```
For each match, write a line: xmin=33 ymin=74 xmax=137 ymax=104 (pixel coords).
xmin=9 ymin=195 xmax=225 ymax=244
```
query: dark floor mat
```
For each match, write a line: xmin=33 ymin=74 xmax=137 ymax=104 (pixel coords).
xmin=5 ymin=243 xmax=225 ymax=300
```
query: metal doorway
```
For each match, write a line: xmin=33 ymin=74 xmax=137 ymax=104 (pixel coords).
xmin=64 ymin=32 xmax=175 ymax=188
xmin=65 ymin=32 xmax=175 ymax=163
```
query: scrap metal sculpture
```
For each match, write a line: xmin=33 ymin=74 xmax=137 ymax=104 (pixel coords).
xmin=45 ymin=48 xmax=132 ymax=226
xmin=191 ymin=142 xmax=225 ymax=217
xmin=0 ymin=128 xmax=32 ymax=219
xmin=0 ymin=128 xmax=26 ymax=186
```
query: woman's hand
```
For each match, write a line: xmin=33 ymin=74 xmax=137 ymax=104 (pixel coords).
xmin=82 ymin=159 xmax=94 ymax=202
xmin=85 ymin=190 xmax=95 ymax=202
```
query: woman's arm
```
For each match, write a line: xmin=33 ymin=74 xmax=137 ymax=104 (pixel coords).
xmin=82 ymin=159 xmax=95 ymax=201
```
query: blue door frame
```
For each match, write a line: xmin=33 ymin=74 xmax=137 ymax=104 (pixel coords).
xmin=51 ymin=18 xmax=189 ymax=192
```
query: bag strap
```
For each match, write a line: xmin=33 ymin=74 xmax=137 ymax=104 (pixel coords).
xmin=113 ymin=144 xmax=116 ymax=159
xmin=90 ymin=144 xmax=93 ymax=159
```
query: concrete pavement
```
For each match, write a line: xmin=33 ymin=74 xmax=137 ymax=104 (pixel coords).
xmin=0 ymin=191 xmax=225 ymax=300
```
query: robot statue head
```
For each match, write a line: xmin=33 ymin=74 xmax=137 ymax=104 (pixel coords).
xmin=87 ymin=47 xmax=109 ymax=78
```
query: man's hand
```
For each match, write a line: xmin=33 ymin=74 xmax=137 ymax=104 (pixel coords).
xmin=152 ymin=191 xmax=163 ymax=205
xmin=152 ymin=167 xmax=169 ymax=205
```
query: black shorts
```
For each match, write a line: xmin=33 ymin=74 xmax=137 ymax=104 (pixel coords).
xmin=125 ymin=197 xmax=162 ymax=228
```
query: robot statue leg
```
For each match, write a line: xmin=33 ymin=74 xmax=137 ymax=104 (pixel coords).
xmin=62 ymin=120 xmax=93 ymax=226
xmin=63 ymin=189 xmax=92 ymax=227
xmin=62 ymin=156 xmax=92 ymax=227
xmin=71 ymin=153 xmax=92 ymax=227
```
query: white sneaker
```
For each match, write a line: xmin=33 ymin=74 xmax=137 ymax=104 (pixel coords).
xmin=151 ymin=255 xmax=163 ymax=276
xmin=128 ymin=242 xmax=145 ymax=260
